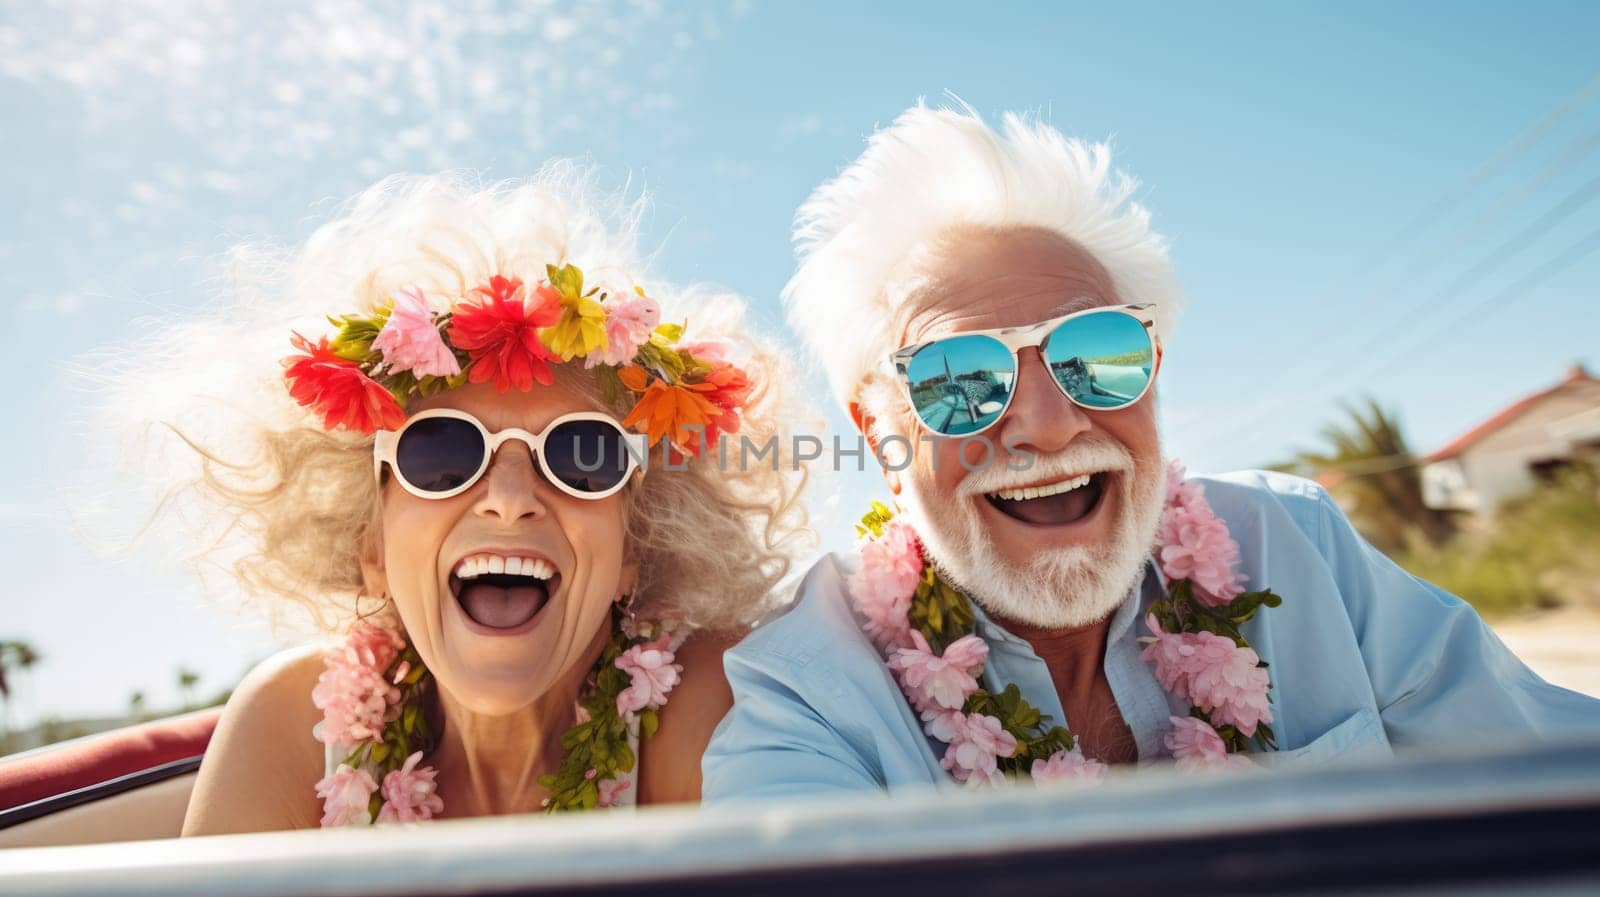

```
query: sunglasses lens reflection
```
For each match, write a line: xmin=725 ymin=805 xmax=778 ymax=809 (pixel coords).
xmin=1042 ymin=310 xmax=1154 ymax=409
xmin=394 ymin=416 xmax=486 ymax=493
xmin=543 ymin=419 xmax=636 ymax=495
xmin=904 ymin=335 xmax=1016 ymax=435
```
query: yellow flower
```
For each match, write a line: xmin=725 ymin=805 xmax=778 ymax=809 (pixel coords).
xmin=537 ymin=263 xmax=610 ymax=361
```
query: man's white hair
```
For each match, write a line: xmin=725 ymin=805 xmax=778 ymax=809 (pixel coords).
xmin=783 ymin=101 xmax=1186 ymax=408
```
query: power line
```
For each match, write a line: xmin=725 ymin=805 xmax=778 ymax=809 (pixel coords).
xmin=1231 ymin=222 xmax=1600 ymax=465
xmin=1190 ymin=171 xmax=1600 ymax=454
xmin=1233 ymin=122 xmax=1600 ymax=403
xmin=1361 ymin=222 xmax=1600 ymax=381
xmin=1287 ymin=452 xmax=1424 ymax=476
xmin=1372 ymin=71 xmax=1600 ymax=269
xmin=1464 ymin=124 xmax=1600 ymax=235
xmin=1184 ymin=73 xmax=1600 ymax=454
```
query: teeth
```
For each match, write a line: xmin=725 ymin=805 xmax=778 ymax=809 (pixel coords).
xmin=991 ymin=473 xmax=1093 ymax=503
xmin=452 ymin=554 xmax=557 ymax=581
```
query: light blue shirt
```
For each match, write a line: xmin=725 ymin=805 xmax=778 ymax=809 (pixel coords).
xmin=702 ymin=471 xmax=1600 ymax=802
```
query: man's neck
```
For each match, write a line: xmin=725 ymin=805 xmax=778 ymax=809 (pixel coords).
xmin=993 ymin=611 xmax=1115 ymax=682
xmin=987 ymin=609 xmax=1139 ymax=764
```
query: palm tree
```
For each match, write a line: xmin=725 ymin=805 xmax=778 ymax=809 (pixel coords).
xmin=129 ymin=691 xmax=146 ymax=720
xmin=177 ymin=668 xmax=200 ymax=710
xmin=0 ymin=641 xmax=41 ymax=742
xmin=1294 ymin=398 xmax=1456 ymax=554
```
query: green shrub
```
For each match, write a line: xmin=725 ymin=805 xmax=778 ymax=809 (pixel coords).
xmin=1394 ymin=467 xmax=1600 ymax=618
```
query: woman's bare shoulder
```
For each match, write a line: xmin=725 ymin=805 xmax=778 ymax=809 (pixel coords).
xmin=638 ymin=628 xmax=740 ymax=806
xmin=181 ymin=643 xmax=330 ymax=835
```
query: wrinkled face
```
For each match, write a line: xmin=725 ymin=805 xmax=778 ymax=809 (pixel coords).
xmin=882 ymin=226 xmax=1166 ymax=629
xmin=362 ymin=382 xmax=632 ymax=715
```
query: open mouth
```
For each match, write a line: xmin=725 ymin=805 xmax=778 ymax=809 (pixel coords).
xmin=448 ymin=554 xmax=560 ymax=631
xmin=985 ymin=471 xmax=1108 ymax=526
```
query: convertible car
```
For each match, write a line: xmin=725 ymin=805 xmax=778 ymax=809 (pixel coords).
xmin=0 ymin=708 xmax=220 ymax=848
xmin=1 ymin=714 xmax=1598 ymax=896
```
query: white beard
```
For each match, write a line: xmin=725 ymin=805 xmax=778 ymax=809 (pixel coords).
xmin=897 ymin=433 xmax=1165 ymax=630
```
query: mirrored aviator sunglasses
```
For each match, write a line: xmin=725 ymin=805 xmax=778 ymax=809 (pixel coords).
xmin=890 ymin=304 xmax=1158 ymax=437
xmin=372 ymin=409 xmax=648 ymax=501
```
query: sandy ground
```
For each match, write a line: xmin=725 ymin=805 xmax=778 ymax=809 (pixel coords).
xmin=1491 ymin=606 xmax=1600 ymax=698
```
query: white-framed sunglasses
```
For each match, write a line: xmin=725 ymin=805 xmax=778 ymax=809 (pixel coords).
xmin=372 ymin=409 xmax=649 ymax=501
xmin=889 ymin=303 xmax=1160 ymax=437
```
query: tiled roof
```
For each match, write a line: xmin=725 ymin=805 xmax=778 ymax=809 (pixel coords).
xmin=1427 ymin=364 xmax=1596 ymax=462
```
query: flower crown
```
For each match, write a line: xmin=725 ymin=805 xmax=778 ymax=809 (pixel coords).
xmin=282 ymin=263 xmax=751 ymax=456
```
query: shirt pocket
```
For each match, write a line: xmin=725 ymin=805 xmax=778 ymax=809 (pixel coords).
xmin=1259 ymin=708 xmax=1391 ymax=769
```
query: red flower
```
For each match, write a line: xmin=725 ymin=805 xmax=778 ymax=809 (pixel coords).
xmin=447 ymin=275 xmax=561 ymax=393
xmin=283 ymin=333 xmax=405 ymax=434
xmin=698 ymin=362 xmax=752 ymax=444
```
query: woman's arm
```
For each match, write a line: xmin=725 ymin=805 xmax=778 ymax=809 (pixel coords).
xmin=181 ymin=645 xmax=329 ymax=835
xmin=637 ymin=630 xmax=738 ymax=805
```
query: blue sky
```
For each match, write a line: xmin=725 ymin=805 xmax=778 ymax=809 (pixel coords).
xmin=2 ymin=1 xmax=1597 ymax=729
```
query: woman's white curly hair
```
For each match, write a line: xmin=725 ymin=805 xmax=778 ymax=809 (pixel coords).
xmin=783 ymin=100 xmax=1186 ymax=413
xmin=102 ymin=163 xmax=814 ymax=637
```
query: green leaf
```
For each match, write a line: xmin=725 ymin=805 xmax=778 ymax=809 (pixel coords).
xmin=679 ymin=353 xmax=713 ymax=379
xmin=998 ymin=683 xmax=1023 ymax=712
xmin=640 ymin=708 xmax=660 ymax=740
xmin=326 ymin=312 xmax=387 ymax=361
xmin=595 ymin=364 xmax=624 ymax=404
xmin=1223 ymin=589 xmax=1282 ymax=624
xmin=1014 ymin=704 xmax=1042 ymax=730
xmin=597 ymin=665 xmax=628 ymax=694
xmin=1255 ymin=722 xmax=1278 ymax=751
xmin=370 ymin=742 xmax=391 ymax=765
xmin=560 ymin=720 xmax=593 ymax=750
xmin=634 ymin=340 xmax=687 ymax=382
xmin=1190 ymin=609 xmax=1247 ymax=647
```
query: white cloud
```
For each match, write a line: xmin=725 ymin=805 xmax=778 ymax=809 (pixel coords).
xmin=197 ymin=170 xmax=243 ymax=194
xmin=24 ymin=290 xmax=88 ymax=316
xmin=1 ymin=0 xmax=725 ymax=228
xmin=780 ymin=113 xmax=823 ymax=140
xmin=713 ymin=158 xmax=755 ymax=180
xmin=543 ymin=17 xmax=579 ymax=41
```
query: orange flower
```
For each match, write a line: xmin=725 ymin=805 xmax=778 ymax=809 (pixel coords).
xmin=619 ymin=366 xmax=722 ymax=455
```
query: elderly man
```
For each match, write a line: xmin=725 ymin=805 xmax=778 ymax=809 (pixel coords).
xmin=701 ymin=104 xmax=1600 ymax=799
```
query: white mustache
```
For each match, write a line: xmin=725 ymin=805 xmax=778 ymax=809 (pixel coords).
xmin=956 ymin=435 xmax=1134 ymax=498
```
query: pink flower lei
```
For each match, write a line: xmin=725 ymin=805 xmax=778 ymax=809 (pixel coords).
xmin=311 ymin=610 xmax=685 ymax=825
xmin=845 ymin=461 xmax=1283 ymax=787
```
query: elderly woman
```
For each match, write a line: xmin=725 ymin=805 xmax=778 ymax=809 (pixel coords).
xmin=155 ymin=168 xmax=808 ymax=833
